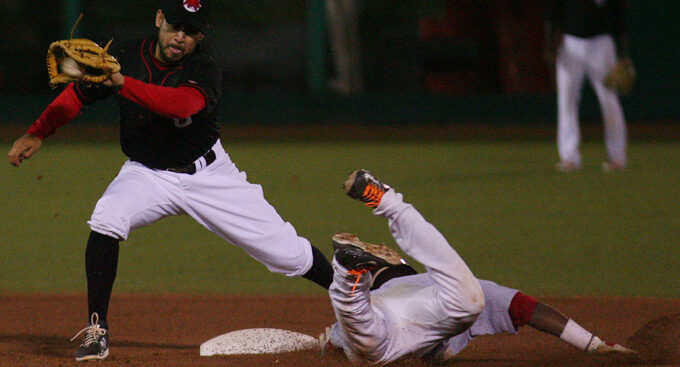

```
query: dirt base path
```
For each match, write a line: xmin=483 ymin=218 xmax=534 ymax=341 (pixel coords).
xmin=1 ymin=294 xmax=678 ymax=366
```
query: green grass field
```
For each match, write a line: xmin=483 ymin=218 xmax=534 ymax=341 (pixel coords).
xmin=1 ymin=140 xmax=678 ymax=297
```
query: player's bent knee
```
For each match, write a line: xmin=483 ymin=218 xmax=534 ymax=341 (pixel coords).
xmin=88 ymin=217 xmax=129 ymax=241
xmin=466 ymin=288 xmax=486 ymax=317
xmin=454 ymin=281 xmax=486 ymax=319
xmin=438 ymin=287 xmax=485 ymax=327
xmin=87 ymin=199 xmax=135 ymax=241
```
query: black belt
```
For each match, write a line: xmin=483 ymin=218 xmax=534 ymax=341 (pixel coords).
xmin=166 ymin=149 xmax=216 ymax=174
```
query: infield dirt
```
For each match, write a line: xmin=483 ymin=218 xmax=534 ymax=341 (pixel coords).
xmin=1 ymin=294 xmax=678 ymax=366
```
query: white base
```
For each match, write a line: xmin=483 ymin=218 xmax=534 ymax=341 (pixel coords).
xmin=200 ymin=328 xmax=319 ymax=356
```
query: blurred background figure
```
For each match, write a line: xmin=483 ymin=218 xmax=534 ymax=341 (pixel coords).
xmin=545 ymin=0 xmax=632 ymax=173
xmin=325 ymin=0 xmax=364 ymax=94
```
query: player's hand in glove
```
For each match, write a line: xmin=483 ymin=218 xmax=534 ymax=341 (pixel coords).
xmin=8 ymin=134 xmax=42 ymax=167
xmin=103 ymin=72 xmax=125 ymax=89
xmin=604 ymin=57 xmax=636 ymax=94
xmin=47 ymin=38 xmax=121 ymax=88
xmin=45 ymin=14 xmax=121 ymax=88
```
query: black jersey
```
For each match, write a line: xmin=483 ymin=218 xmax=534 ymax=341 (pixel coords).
xmin=74 ymin=37 xmax=222 ymax=170
xmin=546 ymin=0 xmax=628 ymax=39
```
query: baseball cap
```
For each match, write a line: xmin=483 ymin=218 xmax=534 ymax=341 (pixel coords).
xmin=161 ymin=0 xmax=209 ymax=34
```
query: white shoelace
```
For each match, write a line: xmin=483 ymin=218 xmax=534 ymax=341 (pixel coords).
xmin=70 ymin=312 xmax=107 ymax=346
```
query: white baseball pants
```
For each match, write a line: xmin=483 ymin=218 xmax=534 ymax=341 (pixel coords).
xmin=556 ymin=33 xmax=627 ymax=166
xmin=429 ymin=279 xmax=520 ymax=361
xmin=87 ymin=139 xmax=313 ymax=277
xmin=328 ymin=190 xmax=484 ymax=364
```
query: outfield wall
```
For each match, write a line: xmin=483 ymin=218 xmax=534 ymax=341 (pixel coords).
xmin=2 ymin=1 xmax=677 ymax=126
xmin=3 ymin=89 xmax=678 ymax=128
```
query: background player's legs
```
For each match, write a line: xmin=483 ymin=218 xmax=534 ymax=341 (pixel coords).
xmin=373 ymin=190 xmax=483 ymax=323
xmin=556 ymin=36 xmax=587 ymax=167
xmin=586 ymin=35 xmax=627 ymax=167
xmin=594 ymin=85 xmax=627 ymax=166
xmin=328 ymin=258 xmax=389 ymax=363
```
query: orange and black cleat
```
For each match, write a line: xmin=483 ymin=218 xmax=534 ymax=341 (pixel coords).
xmin=343 ymin=169 xmax=391 ymax=207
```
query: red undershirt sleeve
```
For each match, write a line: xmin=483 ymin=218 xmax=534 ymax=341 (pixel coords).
xmin=508 ymin=292 xmax=539 ymax=330
xmin=117 ymin=76 xmax=206 ymax=119
xmin=27 ymin=83 xmax=83 ymax=140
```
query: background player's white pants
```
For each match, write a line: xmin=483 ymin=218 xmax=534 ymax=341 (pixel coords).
xmin=328 ymin=190 xmax=484 ymax=364
xmin=556 ymin=34 xmax=627 ymax=166
xmin=87 ymin=139 xmax=313 ymax=277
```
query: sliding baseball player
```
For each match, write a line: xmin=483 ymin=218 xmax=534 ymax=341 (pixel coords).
xmin=320 ymin=170 xmax=636 ymax=364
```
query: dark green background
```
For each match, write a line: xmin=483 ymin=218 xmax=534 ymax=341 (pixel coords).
xmin=1 ymin=1 xmax=678 ymax=123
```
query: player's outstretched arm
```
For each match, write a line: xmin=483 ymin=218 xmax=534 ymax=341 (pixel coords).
xmin=9 ymin=83 xmax=85 ymax=167
xmin=108 ymin=73 xmax=206 ymax=120
xmin=527 ymin=301 xmax=569 ymax=336
xmin=528 ymin=300 xmax=636 ymax=354
xmin=8 ymin=134 xmax=42 ymax=167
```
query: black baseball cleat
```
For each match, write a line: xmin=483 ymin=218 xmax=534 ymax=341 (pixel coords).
xmin=369 ymin=263 xmax=418 ymax=290
xmin=332 ymin=233 xmax=405 ymax=271
xmin=71 ymin=313 xmax=110 ymax=362
xmin=343 ymin=169 xmax=391 ymax=207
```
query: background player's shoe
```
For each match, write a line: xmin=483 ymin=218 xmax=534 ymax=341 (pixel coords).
xmin=343 ymin=169 xmax=391 ymax=207
xmin=602 ymin=161 xmax=625 ymax=173
xmin=332 ymin=233 xmax=405 ymax=271
xmin=71 ymin=313 xmax=109 ymax=361
xmin=555 ymin=161 xmax=582 ymax=172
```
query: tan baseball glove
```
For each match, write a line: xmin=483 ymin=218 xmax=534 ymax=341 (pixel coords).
xmin=46 ymin=38 xmax=121 ymax=88
xmin=45 ymin=14 xmax=120 ymax=88
xmin=604 ymin=57 xmax=636 ymax=94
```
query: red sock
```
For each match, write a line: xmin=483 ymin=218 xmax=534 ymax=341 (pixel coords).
xmin=508 ymin=292 xmax=538 ymax=329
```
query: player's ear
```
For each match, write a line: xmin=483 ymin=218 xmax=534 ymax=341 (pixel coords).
xmin=155 ymin=9 xmax=164 ymax=29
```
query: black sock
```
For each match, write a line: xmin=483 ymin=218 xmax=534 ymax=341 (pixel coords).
xmin=302 ymin=245 xmax=333 ymax=289
xmin=85 ymin=231 xmax=120 ymax=329
xmin=370 ymin=264 xmax=418 ymax=290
